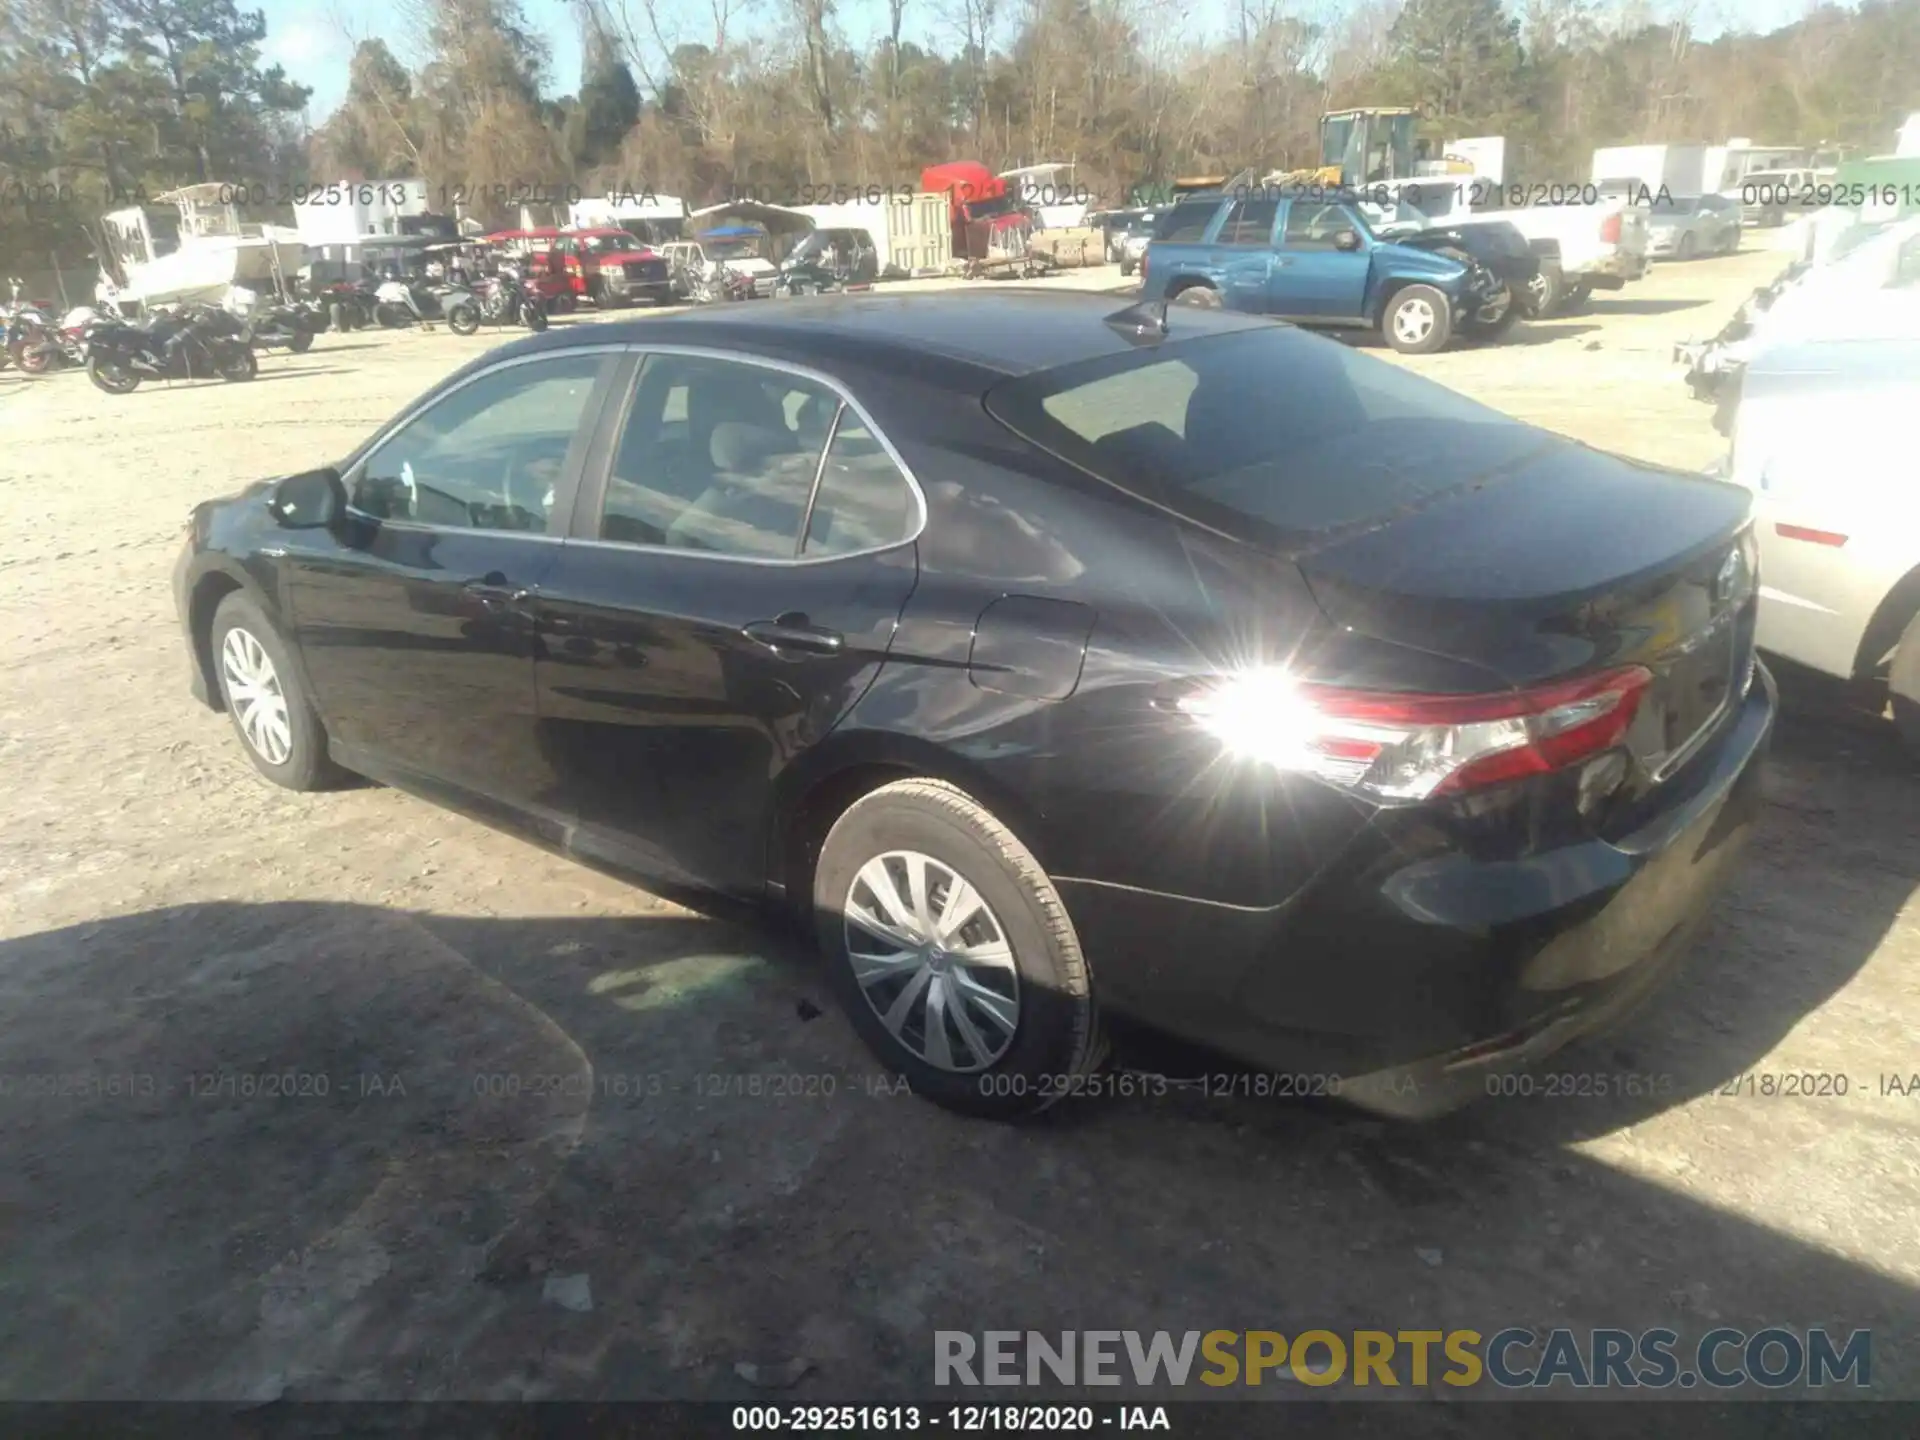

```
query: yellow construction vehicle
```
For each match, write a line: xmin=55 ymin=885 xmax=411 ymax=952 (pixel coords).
xmin=1267 ymin=108 xmax=1481 ymax=189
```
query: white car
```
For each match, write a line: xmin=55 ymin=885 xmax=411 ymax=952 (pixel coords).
xmin=1727 ymin=336 xmax=1920 ymax=755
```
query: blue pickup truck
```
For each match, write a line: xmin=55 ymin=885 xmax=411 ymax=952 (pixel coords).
xmin=1137 ymin=191 xmax=1510 ymax=354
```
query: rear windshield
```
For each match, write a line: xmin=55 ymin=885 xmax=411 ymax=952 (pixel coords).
xmin=982 ymin=326 xmax=1545 ymax=551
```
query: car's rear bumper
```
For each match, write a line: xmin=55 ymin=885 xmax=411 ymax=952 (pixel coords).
xmin=1058 ymin=665 xmax=1775 ymax=1118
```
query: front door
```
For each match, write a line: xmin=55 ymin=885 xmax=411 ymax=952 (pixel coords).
xmin=532 ymin=349 xmax=923 ymax=897
xmin=284 ymin=349 xmax=620 ymax=809
xmin=1273 ymin=200 xmax=1372 ymax=320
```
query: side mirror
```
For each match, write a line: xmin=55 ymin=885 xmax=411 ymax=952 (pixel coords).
xmin=268 ymin=467 xmax=346 ymax=530
xmin=1334 ymin=229 xmax=1363 ymax=252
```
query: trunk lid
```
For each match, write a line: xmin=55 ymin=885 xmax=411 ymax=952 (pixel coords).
xmin=1296 ymin=438 xmax=1757 ymax=781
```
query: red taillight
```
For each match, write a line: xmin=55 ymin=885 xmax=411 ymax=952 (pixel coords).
xmin=1600 ymin=211 xmax=1623 ymax=244
xmin=1176 ymin=665 xmax=1653 ymax=802
xmin=1775 ymin=523 xmax=1847 ymax=547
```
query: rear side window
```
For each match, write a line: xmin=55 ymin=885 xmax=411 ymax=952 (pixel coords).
xmin=1153 ymin=201 xmax=1220 ymax=243
xmin=982 ymin=327 xmax=1542 ymax=551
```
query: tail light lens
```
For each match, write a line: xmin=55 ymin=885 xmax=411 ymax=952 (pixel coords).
xmin=1174 ymin=665 xmax=1653 ymax=803
xmin=1600 ymin=211 xmax=1623 ymax=244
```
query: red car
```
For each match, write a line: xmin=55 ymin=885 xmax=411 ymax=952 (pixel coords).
xmin=559 ymin=227 xmax=673 ymax=307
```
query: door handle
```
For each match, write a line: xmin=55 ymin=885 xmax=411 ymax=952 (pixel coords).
xmin=742 ymin=619 xmax=843 ymax=654
xmin=464 ymin=579 xmax=532 ymax=607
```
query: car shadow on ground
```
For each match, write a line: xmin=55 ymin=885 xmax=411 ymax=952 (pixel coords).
xmin=2 ymin=681 xmax=1914 ymax=1405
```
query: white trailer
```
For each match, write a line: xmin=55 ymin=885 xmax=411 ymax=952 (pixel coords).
xmin=562 ymin=192 xmax=688 ymax=236
xmin=1705 ymin=142 xmax=1810 ymax=194
xmin=292 ymin=178 xmax=432 ymax=246
xmin=1590 ymin=144 xmax=1710 ymax=197
xmin=786 ymin=193 xmax=952 ymax=276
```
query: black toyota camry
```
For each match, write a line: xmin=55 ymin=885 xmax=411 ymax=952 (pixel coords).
xmin=174 ymin=291 xmax=1773 ymax=1118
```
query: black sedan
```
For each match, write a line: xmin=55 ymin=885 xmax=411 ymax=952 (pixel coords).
xmin=174 ymin=292 xmax=1774 ymax=1119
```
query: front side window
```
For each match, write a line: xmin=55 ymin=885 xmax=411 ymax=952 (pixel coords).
xmin=1284 ymin=202 xmax=1361 ymax=249
xmin=599 ymin=355 xmax=840 ymax=558
xmin=352 ymin=353 xmax=608 ymax=532
xmin=1220 ymin=198 xmax=1279 ymax=245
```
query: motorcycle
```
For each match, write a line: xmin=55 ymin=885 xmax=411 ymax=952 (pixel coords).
xmin=373 ymin=277 xmax=481 ymax=335
xmin=6 ymin=304 xmax=96 ymax=372
xmin=228 ymin=286 xmax=319 ymax=353
xmin=86 ymin=305 xmax=258 ymax=394
xmin=472 ymin=261 xmax=549 ymax=332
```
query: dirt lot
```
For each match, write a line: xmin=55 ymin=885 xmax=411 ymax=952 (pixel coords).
xmin=2 ymin=251 xmax=1917 ymax=1409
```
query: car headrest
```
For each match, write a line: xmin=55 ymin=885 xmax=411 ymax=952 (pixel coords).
xmin=710 ymin=421 xmax=790 ymax=473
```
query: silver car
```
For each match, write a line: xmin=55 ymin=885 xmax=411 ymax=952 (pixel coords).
xmin=1647 ymin=194 xmax=1742 ymax=260
xmin=1727 ymin=336 xmax=1920 ymax=754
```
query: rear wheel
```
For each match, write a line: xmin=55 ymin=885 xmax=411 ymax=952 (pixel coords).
xmin=1383 ymin=284 xmax=1453 ymax=354
xmin=523 ymin=301 xmax=548 ymax=331
xmin=1676 ymin=232 xmax=1697 ymax=261
xmin=1891 ymin=612 xmax=1920 ymax=760
xmin=16 ymin=337 xmax=52 ymax=373
xmin=1170 ymin=283 xmax=1220 ymax=308
xmin=1559 ymin=281 xmax=1593 ymax=314
xmin=87 ymin=354 xmax=141 ymax=394
xmin=287 ymin=328 xmax=314 ymax=353
xmin=1119 ymin=254 xmax=1136 ymax=277
xmin=374 ymin=302 xmax=409 ymax=329
xmin=219 ymin=347 xmax=257 ymax=382
xmin=446 ymin=302 xmax=480 ymax=336
xmin=209 ymin=592 xmax=342 ymax=791
xmin=813 ymin=779 xmax=1104 ymax=1119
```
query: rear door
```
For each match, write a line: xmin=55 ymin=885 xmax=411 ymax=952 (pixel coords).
xmin=1212 ymin=196 xmax=1280 ymax=310
xmin=1273 ymin=200 xmax=1372 ymax=319
xmin=531 ymin=348 xmax=923 ymax=897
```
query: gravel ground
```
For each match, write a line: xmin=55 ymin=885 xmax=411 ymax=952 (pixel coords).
xmin=1 ymin=251 xmax=1915 ymax=1409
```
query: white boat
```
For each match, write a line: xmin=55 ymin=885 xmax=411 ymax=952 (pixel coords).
xmin=96 ymin=183 xmax=305 ymax=311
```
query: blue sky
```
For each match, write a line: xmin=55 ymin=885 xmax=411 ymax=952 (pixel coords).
xmin=258 ymin=0 xmax=1824 ymax=125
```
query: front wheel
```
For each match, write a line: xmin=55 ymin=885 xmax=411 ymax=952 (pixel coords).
xmin=1890 ymin=612 xmax=1920 ymax=761
xmin=813 ymin=778 xmax=1104 ymax=1119
xmin=209 ymin=592 xmax=343 ymax=791
xmin=1559 ymin=281 xmax=1593 ymax=314
xmin=287 ymin=328 xmax=314 ymax=353
xmin=87 ymin=354 xmax=141 ymax=394
xmin=523 ymin=302 xmax=548 ymax=331
xmin=374 ymin=302 xmax=409 ymax=329
xmin=16 ymin=338 xmax=53 ymax=374
xmin=1524 ymin=266 xmax=1562 ymax=318
xmin=1119 ymin=255 xmax=1136 ymax=277
xmin=1676 ymin=232 xmax=1697 ymax=261
xmin=446 ymin=302 xmax=480 ymax=336
xmin=219 ymin=347 xmax=258 ymax=382
xmin=1383 ymin=284 xmax=1453 ymax=354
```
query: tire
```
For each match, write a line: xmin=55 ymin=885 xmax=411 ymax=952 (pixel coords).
xmin=1170 ymin=283 xmax=1220 ymax=308
xmin=813 ymin=778 xmax=1105 ymax=1119
xmin=1524 ymin=266 xmax=1561 ymax=318
xmin=1891 ymin=611 xmax=1920 ymax=761
xmin=288 ymin=328 xmax=314 ymax=353
xmin=16 ymin=339 xmax=52 ymax=374
xmin=1724 ymin=226 xmax=1743 ymax=255
xmin=1119 ymin=255 xmax=1135 ymax=277
xmin=446 ymin=302 xmax=480 ymax=336
xmin=87 ymin=354 xmax=141 ymax=394
xmin=588 ymin=278 xmax=607 ymax=308
xmin=375 ymin=303 xmax=408 ymax=329
xmin=523 ymin=302 xmax=548 ymax=332
xmin=1677 ymin=232 xmax=1697 ymax=261
xmin=219 ymin=347 xmax=258 ymax=382
xmin=1559 ymin=282 xmax=1593 ymax=314
xmin=1383 ymin=283 xmax=1453 ymax=354
xmin=209 ymin=592 xmax=342 ymax=791
xmin=1462 ymin=287 xmax=1520 ymax=341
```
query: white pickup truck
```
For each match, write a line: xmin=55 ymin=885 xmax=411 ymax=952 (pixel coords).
xmin=1368 ymin=182 xmax=1652 ymax=316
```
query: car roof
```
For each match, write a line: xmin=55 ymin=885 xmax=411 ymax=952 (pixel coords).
xmin=488 ymin=289 xmax=1277 ymax=382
